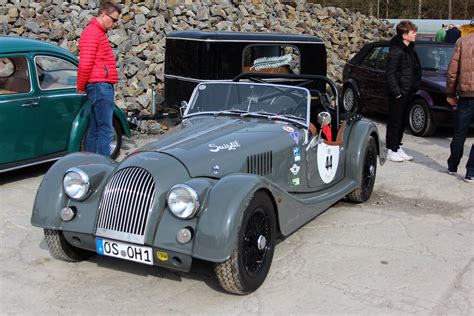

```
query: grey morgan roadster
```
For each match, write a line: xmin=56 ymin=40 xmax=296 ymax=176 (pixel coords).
xmin=32 ymin=73 xmax=384 ymax=295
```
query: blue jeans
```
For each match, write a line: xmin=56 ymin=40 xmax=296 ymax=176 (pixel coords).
xmin=447 ymin=97 xmax=474 ymax=177
xmin=85 ymin=82 xmax=114 ymax=156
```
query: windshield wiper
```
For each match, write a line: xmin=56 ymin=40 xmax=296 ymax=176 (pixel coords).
xmin=240 ymin=111 xmax=277 ymax=118
xmin=213 ymin=109 xmax=248 ymax=116
xmin=422 ymin=67 xmax=438 ymax=71
xmin=273 ymin=113 xmax=306 ymax=121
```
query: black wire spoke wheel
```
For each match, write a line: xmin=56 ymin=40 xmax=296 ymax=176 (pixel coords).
xmin=362 ymin=140 xmax=377 ymax=193
xmin=347 ymin=136 xmax=377 ymax=203
xmin=44 ymin=229 xmax=93 ymax=262
xmin=215 ymin=191 xmax=276 ymax=295
xmin=242 ymin=208 xmax=271 ymax=276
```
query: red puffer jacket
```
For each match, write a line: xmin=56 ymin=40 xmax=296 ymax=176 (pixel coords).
xmin=77 ymin=18 xmax=118 ymax=91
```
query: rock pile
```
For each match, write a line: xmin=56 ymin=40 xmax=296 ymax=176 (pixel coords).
xmin=1 ymin=0 xmax=395 ymax=124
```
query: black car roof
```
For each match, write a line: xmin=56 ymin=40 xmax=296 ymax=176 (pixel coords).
xmin=349 ymin=40 xmax=454 ymax=65
xmin=167 ymin=30 xmax=324 ymax=44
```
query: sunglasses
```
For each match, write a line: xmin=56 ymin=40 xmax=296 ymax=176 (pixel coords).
xmin=106 ymin=14 xmax=119 ymax=23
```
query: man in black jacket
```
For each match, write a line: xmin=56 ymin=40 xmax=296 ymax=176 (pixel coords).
xmin=385 ymin=20 xmax=422 ymax=162
xmin=445 ymin=24 xmax=461 ymax=44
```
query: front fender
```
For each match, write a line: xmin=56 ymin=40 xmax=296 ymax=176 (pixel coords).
xmin=415 ymin=90 xmax=433 ymax=107
xmin=67 ymin=102 xmax=131 ymax=153
xmin=345 ymin=119 xmax=384 ymax=185
xmin=31 ymin=152 xmax=117 ymax=231
xmin=193 ymin=174 xmax=266 ymax=262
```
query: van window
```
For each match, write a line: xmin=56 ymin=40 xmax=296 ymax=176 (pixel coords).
xmin=35 ymin=55 xmax=77 ymax=90
xmin=242 ymin=45 xmax=300 ymax=74
xmin=0 ymin=57 xmax=31 ymax=95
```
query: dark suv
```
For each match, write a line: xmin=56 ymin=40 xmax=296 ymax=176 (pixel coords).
xmin=342 ymin=41 xmax=468 ymax=136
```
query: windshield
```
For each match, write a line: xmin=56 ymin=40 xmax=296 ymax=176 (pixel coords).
xmin=185 ymin=82 xmax=310 ymax=125
xmin=415 ymin=45 xmax=454 ymax=71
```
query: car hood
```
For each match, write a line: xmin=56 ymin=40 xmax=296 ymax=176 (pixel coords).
xmin=421 ymin=71 xmax=446 ymax=91
xmin=138 ymin=115 xmax=302 ymax=178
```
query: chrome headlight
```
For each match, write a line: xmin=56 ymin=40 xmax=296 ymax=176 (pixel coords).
xmin=63 ymin=167 xmax=90 ymax=200
xmin=167 ymin=184 xmax=200 ymax=219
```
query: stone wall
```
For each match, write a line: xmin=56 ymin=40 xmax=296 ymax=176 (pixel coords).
xmin=1 ymin=0 xmax=395 ymax=116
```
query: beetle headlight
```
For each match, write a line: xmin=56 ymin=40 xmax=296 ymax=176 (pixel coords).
xmin=63 ymin=167 xmax=90 ymax=200
xmin=167 ymin=184 xmax=200 ymax=219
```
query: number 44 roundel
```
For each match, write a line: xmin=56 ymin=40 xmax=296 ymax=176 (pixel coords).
xmin=316 ymin=142 xmax=340 ymax=183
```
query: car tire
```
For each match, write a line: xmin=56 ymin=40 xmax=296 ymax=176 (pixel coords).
xmin=44 ymin=229 xmax=93 ymax=262
xmin=215 ymin=191 xmax=276 ymax=295
xmin=408 ymin=99 xmax=436 ymax=137
xmin=342 ymin=86 xmax=359 ymax=113
xmin=80 ymin=118 xmax=123 ymax=159
xmin=347 ymin=136 xmax=377 ymax=203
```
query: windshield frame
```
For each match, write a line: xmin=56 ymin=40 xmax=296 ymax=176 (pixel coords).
xmin=183 ymin=81 xmax=311 ymax=129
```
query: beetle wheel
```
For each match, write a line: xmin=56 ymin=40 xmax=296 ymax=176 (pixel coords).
xmin=80 ymin=118 xmax=123 ymax=159
xmin=215 ymin=191 xmax=276 ymax=295
xmin=44 ymin=229 xmax=93 ymax=262
xmin=347 ymin=136 xmax=377 ymax=203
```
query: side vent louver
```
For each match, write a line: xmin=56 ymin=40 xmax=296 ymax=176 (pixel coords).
xmin=247 ymin=151 xmax=273 ymax=176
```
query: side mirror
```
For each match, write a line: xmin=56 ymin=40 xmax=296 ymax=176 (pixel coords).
xmin=306 ymin=112 xmax=332 ymax=151
xmin=317 ymin=111 xmax=331 ymax=126
xmin=180 ymin=101 xmax=188 ymax=117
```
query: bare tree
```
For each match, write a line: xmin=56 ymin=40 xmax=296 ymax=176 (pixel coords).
xmin=448 ymin=0 xmax=452 ymax=19
xmin=418 ymin=0 xmax=422 ymax=19
xmin=464 ymin=0 xmax=469 ymax=19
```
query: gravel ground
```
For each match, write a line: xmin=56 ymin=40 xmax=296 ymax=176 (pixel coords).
xmin=0 ymin=120 xmax=472 ymax=315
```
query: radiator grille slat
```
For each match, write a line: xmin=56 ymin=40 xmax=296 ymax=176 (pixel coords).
xmin=96 ymin=167 xmax=156 ymax=244
xmin=247 ymin=151 xmax=272 ymax=176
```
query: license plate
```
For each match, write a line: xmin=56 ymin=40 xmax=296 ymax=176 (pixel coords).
xmin=96 ymin=238 xmax=153 ymax=265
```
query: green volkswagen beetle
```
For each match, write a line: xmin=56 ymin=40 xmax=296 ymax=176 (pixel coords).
xmin=32 ymin=72 xmax=385 ymax=295
xmin=0 ymin=36 xmax=130 ymax=173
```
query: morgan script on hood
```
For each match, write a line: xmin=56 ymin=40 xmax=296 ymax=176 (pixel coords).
xmin=208 ymin=141 xmax=241 ymax=152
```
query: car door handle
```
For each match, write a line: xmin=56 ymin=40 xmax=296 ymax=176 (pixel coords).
xmin=21 ymin=102 xmax=39 ymax=108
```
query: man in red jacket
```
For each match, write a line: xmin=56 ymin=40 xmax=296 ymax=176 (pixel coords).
xmin=77 ymin=2 xmax=121 ymax=157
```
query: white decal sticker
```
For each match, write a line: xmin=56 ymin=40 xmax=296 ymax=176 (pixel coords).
xmin=282 ymin=125 xmax=294 ymax=133
xmin=290 ymin=164 xmax=300 ymax=175
xmin=209 ymin=141 xmax=241 ymax=152
xmin=198 ymin=85 xmax=206 ymax=90
xmin=317 ymin=142 xmax=340 ymax=183
xmin=251 ymin=54 xmax=293 ymax=71
xmin=290 ymin=131 xmax=299 ymax=144
xmin=293 ymin=147 xmax=301 ymax=162
xmin=291 ymin=177 xmax=300 ymax=186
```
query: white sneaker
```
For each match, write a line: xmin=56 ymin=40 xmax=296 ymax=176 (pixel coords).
xmin=397 ymin=147 xmax=413 ymax=161
xmin=386 ymin=149 xmax=404 ymax=162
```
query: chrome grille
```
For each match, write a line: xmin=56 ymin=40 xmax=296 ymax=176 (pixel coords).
xmin=247 ymin=151 xmax=272 ymax=176
xmin=96 ymin=167 xmax=156 ymax=244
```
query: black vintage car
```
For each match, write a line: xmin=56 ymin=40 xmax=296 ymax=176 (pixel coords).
xmin=164 ymin=31 xmax=327 ymax=107
xmin=342 ymin=41 xmax=472 ymax=137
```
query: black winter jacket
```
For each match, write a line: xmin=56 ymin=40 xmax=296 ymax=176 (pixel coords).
xmin=385 ymin=35 xmax=421 ymax=98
